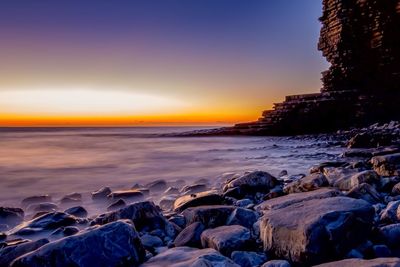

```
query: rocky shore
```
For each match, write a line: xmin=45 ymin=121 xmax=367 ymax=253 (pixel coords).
xmin=1 ymin=122 xmax=400 ymax=266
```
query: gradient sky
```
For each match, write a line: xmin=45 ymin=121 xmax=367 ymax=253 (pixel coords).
xmin=0 ymin=0 xmax=327 ymax=126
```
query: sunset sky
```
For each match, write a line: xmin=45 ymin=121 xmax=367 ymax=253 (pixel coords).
xmin=0 ymin=0 xmax=327 ymax=126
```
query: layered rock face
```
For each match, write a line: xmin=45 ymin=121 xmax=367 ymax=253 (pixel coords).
xmin=228 ymin=0 xmax=400 ymax=135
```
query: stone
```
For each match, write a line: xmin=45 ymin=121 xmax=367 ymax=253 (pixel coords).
xmin=283 ymin=173 xmax=328 ymax=193
xmin=173 ymin=190 xmax=223 ymax=212
xmin=180 ymin=184 xmax=208 ymax=195
xmin=0 ymin=207 xmax=24 ymax=228
xmin=372 ymin=244 xmax=392 ymax=258
xmin=201 ymin=225 xmax=252 ymax=256
xmin=50 ymin=226 xmax=80 ymax=238
xmin=11 ymin=221 xmax=146 ymax=267
xmin=346 ymin=183 xmax=382 ymax=204
xmin=379 ymin=224 xmax=400 ymax=248
xmin=260 ymin=197 xmax=375 ymax=265
xmin=139 ymin=247 xmax=239 ymax=267
xmin=347 ymin=133 xmax=393 ymax=148
xmin=0 ymin=238 xmax=49 ymax=267
xmin=159 ymin=195 xmax=178 ymax=210
xmin=164 ymin=187 xmax=180 ymax=195
xmin=168 ymin=215 xmax=186 ymax=229
xmin=350 ymin=170 xmax=381 ymax=189
xmin=26 ymin=203 xmax=58 ymax=213
xmin=60 ymin=196 xmax=81 ymax=205
xmin=182 ymin=205 xmax=235 ymax=228
xmin=261 ymin=260 xmax=291 ymax=267
xmin=392 ymin=182 xmax=400 ymax=195
xmin=380 ymin=200 xmax=400 ymax=224
xmin=236 ymin=199 xmax=253 ymax=207
xmin=174 ymin=222 xmax=205 ymax=248
xmin=141 ymin=234 xmax=163 ymax=250
xmin=107 ymin=189 xmax=144 ymax=201
xmin=91 ymin=187 xmax=111 ymax=200
xmin=231 ymin=251 xmax=267 ymax=267
xmin=145 ymin=180 xmax=167 ymax=192
xmin=107 ymin=198 xmax=126 ymax=211
xmin=256 ymin=188 xmax=342 ymax=211
xmin=314 ymin=258 xmax=400 ymax=267
xmin=64 ymin=206 xmax=87 ymax=217
xmin=371 ymin=153 xmax=400 ymax=177
xmin=226 ymin=208 xmax=258 ymax=229
xmin=21 ymin=195 xmax=52 ymax=207
xmin=224 ymin=171 xmax=278 ymax=193
xmin=323 ymin=167 xmax=359 ymax=188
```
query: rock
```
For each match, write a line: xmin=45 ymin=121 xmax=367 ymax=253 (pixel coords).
xmin=372 ymin=244 xmax=391 ymax=258
xmin=92 ymin=201 xmax=174 ymax=235
xmin=371 ymin=153 xmax=400 ymax=176
xmin=51 ymin=226 xmax=80 ymax=238
xmin=380 ymin=200 xmax=400 ymax=224
xmin=107 ymin=198 xmax=126 ymax=211
xmin=226 ymin=208 xmax=258 ymax=229
xmin=283 ymin=173 xmax=328 ymax=193
xmin=159 ymin=195 xmax=178 ymax=211
xmin=347 ymin=132 xmax=393 ymax=148
xmin=11 ymin=212 xmax=76 ymax=235
xmin=310 ymin=161 xmax=349 ymax=174
xmin=91 ymin=187 xmax=111 ymax=200
xmin=392 ymin=182 xmax=400 ymax=195
xmin=231 ymin=251 xmax=267 ymax=267
xmin=168 ymin=215 xmax=186 ymax=229
xmin=182 ymin=205 xmax=235 ymax=228
xmin=260 ymin=197 xmax=375 ymax=265
xmin=256 ymin=188 xmax=342 ymax=211
xmin=60 ymin=196 xmax=81 ymax=205
xmin=64 ymin=206 xmax=87 ymax=218
xmin=141 ymin=234 xmax=163 ymax=250
xmin=139 ymin=247 xmax=239 ymax=267
xmin=173 ymin=190 xmax=223 ymax=212
xmin=278 ymin=170 xmax=288 ymax=177
xmin=21 ymin=195 xmax=52 ymax=207
xmin=173 ymin=222 xmax=205 ymax=248
xmin=323 ymin=167 xmax=359 ymax=188
xmin=346 ymin=183 xmax=382 ymax=204
xmin=224 ymin=171 xmax=278 ymax=193
xmin=261 ymin=260 xmax=291 ymax=267
xmin=164 ymin=187 xmax=180 ymax=195
xmin=314 ymin=258 xmax=400 ymax=267
xmin=0 ymin=238 xmax=49 ymax=266
xmin=350 ymin=170 xmax=381 ymax=189
xmin=11 ymin=221 xmax=146 ymax=267
xmin=201 ymin=225 xmax=252 ymax=256
xmin=107 ymin=189 xmax=144 ymax=201
xmin=379 ymin=223 xmax=400 ymax=248
xmin=26 ymin=203 xmax=58 ymax=213
xmin=145 ymin=180 xmax=167 ymax=192
xmin=236 ymin=199 xmax=254 ymax=207
xmin=346 ymin=248 xmax=364 ymax=258
xmin=263 ymin=186 xmax=284 ymax=200
xmin=180 ymin=184 xmax=208 ymax=195
xmin=0 ymin=207 xmax=24 ymax=228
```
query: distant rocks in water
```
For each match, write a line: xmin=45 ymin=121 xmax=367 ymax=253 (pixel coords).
xmin=21 ymin=195 xmax=52 ymax=207
xmin=107 ymin=198 xmax=126 ymax=211
xmin=91 ymin=186 xmax=112 ymax=200
xmin=107 ymin=189 xmax=145 ymax=201
xmin=0 ymin=207 xmax=24 ymax=228
xmin=173 ymin=190 xmax=223 ymax=212
xmin=64 ymin=206 xmax=88 ymax=218
xmin=0 ymin=238 xmax=49 ymax=267
xmin=26 ymin=203 xmax=58 ymax=213
xmin=180 ymin=184 xmax=208 ymax=195
xmin=173 ymin=222 xmax=205 ymax=248
xmin=60 ymin=193 xmax=82 ymax=205
xmin=145 ymin=180 xmax=167 ymax=192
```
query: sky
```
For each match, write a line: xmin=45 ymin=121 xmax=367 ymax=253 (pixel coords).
xmin=0 ymin=0 xmax=327 ymax=126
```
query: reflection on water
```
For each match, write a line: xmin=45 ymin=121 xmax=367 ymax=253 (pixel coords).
xmin=0 ymin=127 xmax=345 ymax=207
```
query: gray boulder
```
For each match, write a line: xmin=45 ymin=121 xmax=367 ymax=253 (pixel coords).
xmin=284 ymin=173 xmax=328 ymax=193
xmin=260 ymin=197 xmax=374 ymax=265
xmin=107 ymin=189 xmax=144 ymax=201
xmin=0 ymin=238 xmax=49 ymax=266
xmin=182 ymin=205 xmax=235 ymax=228
xmin=231 ymin=251 xmax=267 ymax=267
xmin=350 ymin=170 xmax=381 ymax=189
xmin=11 ymin=221 xmax=146 ymax=267
xmin=379 ymin=223 xmax=400 ymax=248
xmin=173 ymin=190 xmax=223 ymax=212
xmin=224 ymin=171 xmax=278 ymax=193
xmin=371 ymin=153 xmax=400 ymax=176
xmin=201 ymin=225 xmax=252 ymax=256
xmin=145 ymin=180 xmax=167 ymax=192
xmin=346 ymin=183 xmax=382 ymax=204
xmin=226 ymin=208 xmax=259 ymax=229
xmin=380 ymin=200 xmax=400 ymax=223
xmin=261 ymin=260 xmax=291 ymax=267
xmin=91 ymin=187 xmax=111 ymax=200
xmin=174 ymin=222 xmax=205 ymax=248
xmin=21 ymin=195 xmax=52 ymax=207
xmin=180 ymin=184 xmax=208 ymax=195
xmin=64 ymin=206 xmax=87 ymax=218
xmin=140 ymin=247 xmax=239 ymax=267
xmin=0 ymin=207 xmax=24 ymax=228
xmin=314 ymin=257 xmax=400 ymax=267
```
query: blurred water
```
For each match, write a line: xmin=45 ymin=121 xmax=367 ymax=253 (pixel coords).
xmin=0 ymin=127 xmax=345 ymax=208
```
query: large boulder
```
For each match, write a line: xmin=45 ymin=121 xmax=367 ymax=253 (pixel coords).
xmin=200 ymin=225 xmax=252 ymax=256
xmin=173 ymin=190 xmax=223 ymax=212
xmin=255 ymin=188 xmax=342 ymax=211
xmin=0 ymin=207 xmax=24 ymax=228
xmin=226 ymin=208 xmax=259 ymax=229
xmin=350 ymin=170 xmax=381 ymax=189
xmin=91 ymin=187 xmax=112 ymax=200
xmin=379 ymin=223 xmax=400 ymax=248
xmin=140 ymin=247 xmax=239 ymax=267
xmin=314 ymin=257 xmax=400 ymax=267
xmin=0 ymin=238 xmax=49 ymax=266
xmin=322 ymin=167 xmax=359 ymax=188
xmin=11 ymin=221 xmax=146 ymax=267
xmin=380 ymin=200 xmax=400 ymax=223
xmin=261 ymin=260 xmax=291 ymax=267
xmin=346 ymin=183 xmax=382 ymax=204
xmin=174 ymin=222 xmax=205 ymax=248
xmin=260 ymin=197 xmax=375 ymax=265
xmin=283 ymin=173 xmax=328 ymax=193
xmin=371 ymin=153 xmax=400 ymax=176
xmin=231 ymin=251 xmax=267 ymax=267
xmin=224 ymin=171 xmax=278 ymax=196
xmin=182 ymin=205 xmax=235 ymax=228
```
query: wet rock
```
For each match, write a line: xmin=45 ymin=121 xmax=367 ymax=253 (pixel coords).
xmin=256 ymin=188 xmax=342 ymax=211
xmin=11 ymin=220 xmax=146 ymax=267
xmin=180 ymin=184 xmax=208 ymax=195
xmin=283 ymin=173 xmax=328 ymax=193
xmin=314 ymin=258 xmax=400 ymax=267
xmin=141 ymin=234 xmax=163 ymax=250
xmin=173 ymin=222 xmax=205 ymax=248
xmin=380 ymin=200 xmax=400 ymax=224
xmin=0 ymin=207 xmax=24 ymax=228
xmin=60 ymin=196 xmax=81 ymax=205
xmin=260 ymin=197 xmax=374 ymax=265
xmin=21 ymin=195 xmax=52 ymax=207
xmin=224 ymin=171 xmax=278 ymax=193
xmin=0 ymin=238 xmax=49 ymax=267
xmin=392 ymin=182 xmax=400 ymax=195
xmin=145 ymin=180 xmax=167 ymax=192
xmin=107 ymin=198 xmax=126 ymax=211
xmin=168 ymin=215 xmax=185 ymax=229
xmin=261 ymin=260 xmax=291 ymax=267
xmin=379 ymin=223 xmax=400 ymax=248
xmin=372 ymin=244 xmax=391 ymax=258
xmin=346 ymin=183 xmax=382 ymax=204
xmin=236 ymin=199 xmax=254 ymax=207
xmin=347 ymin=132 xmax=393 ymax=148
xmin=11 ymin=212 xmax=77 ymax=235
xmin=346 ymin=249 xmax=364 ymax=259
xmin=182 ymin=205 xmax=235 ymax=228
xmin=64 ymin=206 xmax=87 ymax=218
xmin=226 ymin=208 xmax=258 ymax=229
xmin=310 ymin=161 xmax=349 ymax=174
xmin=201 ymin=225 xmax=252 ymax=256
xmin=159 ymin=195 xmax=178 ymax=211
xmin=91 ymin=186 xmax=111 ymax=200
xmin=26 ymin=203 xmax=58 ymax=213
xmin=231 ymin=251 xmax=267 ymax=267
xmin=51 ymin=226 xmax=80 ymax=238
xmin=140 ymin=247 xmax=239 ymax=267
xmin=371 ymin=153 xmax=400 ymax=176
xmin=350 ymin=170 xmax=381 ymax=189
xmin=381 ymin=176 xmax=400 ymax=192
xmin=173 ymin=190 xmax=223 ymax=212
xmin=263 ymin=186 xmax=284 ymax=200
xmin=323 ymin=167 xmax=359 ymax=188
xmin=107 ymin=189 xmax=144 ymax=201
xmin=164 ymin=187 xmax=179 ymax=195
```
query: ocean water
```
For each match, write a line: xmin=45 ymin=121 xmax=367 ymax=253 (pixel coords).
xmin=0 ymin=127 xmax=345 ymax=211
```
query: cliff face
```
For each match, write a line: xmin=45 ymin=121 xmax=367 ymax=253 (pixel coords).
xmin=227 ymin=0 xmax=400 ymax=135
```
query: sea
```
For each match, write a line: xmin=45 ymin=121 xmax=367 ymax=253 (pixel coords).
xmin=0 ymin=127 xmax=345 ymax=212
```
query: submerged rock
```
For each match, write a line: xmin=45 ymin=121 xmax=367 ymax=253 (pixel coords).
xmin=173 ymin=190 xmax=223 ymax=212
xmin=91 ymin=187 xmax=112 ymax=200
xmin=11 ymin=221 xmax=146 ymax=267
xmin=107 ymin=198 xmax=126 ymax=211
xmin=107 ymin=189 xmax=144 ymax=201
xmin=173 ymin=222 xmax=205 ymax=248
xmin=260 ymin=197 xmax=374 ymax=265
xmin=64 ymin=206 xmax=87 ymax=218
xmin=0 ymin=238 xmax=49 ymax=267
xmin=26 ymin=203 xmax=58 ymax=213
xmin=145 ymin=180 xmax=167 ymax=192
xmin=140 ymin=247 xmax=239 ymax=267
xmin=21 ymin=195 xmax=52 ymax=207
xmin=0 ymin=207 xmax=24 ymax=228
